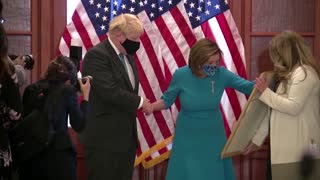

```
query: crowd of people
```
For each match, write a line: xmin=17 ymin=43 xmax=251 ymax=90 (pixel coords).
xmin=0 ymin=1 xmax=90 ymax=180
xmin=1 ymin=0 xmax=319 ymax=180
xmin=0 ymin=6 xmax=22 ymax=180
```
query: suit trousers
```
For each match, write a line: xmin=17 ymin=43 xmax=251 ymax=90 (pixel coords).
xmin=84 ymin=146 xmax=136 ymax=180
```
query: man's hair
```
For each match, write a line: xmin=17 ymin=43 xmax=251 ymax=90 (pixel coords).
xmin=108 ymin=14 xmax=144 ymax=38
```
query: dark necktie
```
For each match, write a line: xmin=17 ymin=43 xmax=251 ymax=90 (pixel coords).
xmin=118 ymin=53 xmax=128 ymax=73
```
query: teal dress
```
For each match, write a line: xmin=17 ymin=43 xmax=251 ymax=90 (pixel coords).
xmin=162 ymin=66 xmax=254 ymax=180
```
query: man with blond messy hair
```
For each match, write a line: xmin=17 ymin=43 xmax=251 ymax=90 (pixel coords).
xmin=80 ymin=13 xmax=152 ymax=180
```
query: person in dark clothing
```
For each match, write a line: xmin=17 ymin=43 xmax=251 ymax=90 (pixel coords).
xmin=17 ymin=55 xmax=91 ymax=180
xmin=0 ymin=16 xmax=22 ymax=180
xmin=0 ymin=25 xmax=22 ymax=180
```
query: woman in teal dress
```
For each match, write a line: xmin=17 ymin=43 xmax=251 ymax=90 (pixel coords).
xmin=148 ymin=38 xmax=254 ymax=180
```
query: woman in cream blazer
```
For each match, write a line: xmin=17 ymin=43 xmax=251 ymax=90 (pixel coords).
xmin=244 ymin=31 xmax=320 ymax=180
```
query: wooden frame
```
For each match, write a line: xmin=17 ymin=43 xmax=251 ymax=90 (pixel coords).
xmin=221 ymin=72 xmax=274 ymax=158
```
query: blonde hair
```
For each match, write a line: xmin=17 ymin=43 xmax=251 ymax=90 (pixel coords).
xmin=269 ymin=31 xmax=320 ymax=93
xmin=109 ymin=14 xmax=144 ymax=38
xmin=188 ymin=38 xmax=222 ymax=77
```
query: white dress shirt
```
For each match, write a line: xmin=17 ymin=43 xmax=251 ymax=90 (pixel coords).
xmin=108 ymin=37 xmax=143 ymax=109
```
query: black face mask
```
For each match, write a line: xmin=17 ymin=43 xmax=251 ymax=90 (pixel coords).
xmin=121 ymin=38 xmax=140 ymax=55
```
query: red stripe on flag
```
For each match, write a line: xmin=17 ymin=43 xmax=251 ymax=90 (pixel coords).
xmin=136 ymin=143 xmax=143 ymax=157
xmin=62 ymin=27 xmax=72 ymax=48
xmin=57 ymin=28 xmax=72 ymax=55
xmin=98 ymin=34 xmax=107 ymax=42
xmin=154 ymin=17 xmax=186 ymax=68
xmin=72 ymin=11 xmax=94 ymax=50
xmin=225 ymin=88 xmax=242 ymax=119
xmin=201 ymin=22 xmax=216 ymax=42
xmin=136 ymin=110 xmax=157 ymax=148
xmin=56 ymin=48 xmax=62 ymax=56
xmin=146 ymin=156 xmax=152 ymax=161
xmin=135 ymin=57 xmax=172 ymax=138
xmin=163 ymin=58 xmax=172 ymax=88
xmin=216 ymin=13 xmax=247 ymax=78
xmin=170 ymin=6 xmax=197 ymax=47
xmin=140 ymin=33 xmax=167 ymax=93
xmin=159 ymin=147 xmax=168 ymax=154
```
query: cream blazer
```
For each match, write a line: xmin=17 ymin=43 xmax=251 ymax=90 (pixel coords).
xmin=252 ymin=66 xmax=320 ymax=165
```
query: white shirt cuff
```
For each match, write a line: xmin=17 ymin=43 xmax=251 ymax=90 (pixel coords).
xmin=138 ymin=97 xmax=143 ymax=109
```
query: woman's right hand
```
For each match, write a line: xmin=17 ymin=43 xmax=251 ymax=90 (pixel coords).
xmin=78 ymin=77 xmax=91 ymax=101
xmin=255 ymin=75 xmax=268 ymax=94
xmin=243 ymin=142 xmax=260 ymax=155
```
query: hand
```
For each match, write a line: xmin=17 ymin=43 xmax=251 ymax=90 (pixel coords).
xmin=255 ymin=75 xmax=268 ymax=94
xmin=142 ymin=98 xmax=153 ymax=115
xmin=242 ymin=142 xmax=260 ymax=156
xmin=78 ymin=77 xmax=91 ymax=101
xmin=13 ymin=56 xmax=26 ymax=67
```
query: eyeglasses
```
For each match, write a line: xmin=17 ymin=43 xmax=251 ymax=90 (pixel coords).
xmin=0 ymin=17 xmax=5 ymax=24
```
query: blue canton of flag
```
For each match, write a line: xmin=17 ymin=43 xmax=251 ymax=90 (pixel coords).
xmin=82 ymin=0 xmax=229 ymax=36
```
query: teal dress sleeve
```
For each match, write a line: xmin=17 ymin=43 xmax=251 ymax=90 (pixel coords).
xmin=161 ymin=69 xmax=181 ymax=109
xmin=223 ymin=67 xmax=254 ymax=95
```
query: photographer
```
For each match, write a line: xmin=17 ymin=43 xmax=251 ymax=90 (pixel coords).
xmin=0 ymin=15 xmax=22 ymax=180
xmin=18 ymin=55 xmax=90 ymax=180
xmin=7 ymin=55 xmax=34 ymax=87
xmin=7 ymin=55 xmax=26 ymax=87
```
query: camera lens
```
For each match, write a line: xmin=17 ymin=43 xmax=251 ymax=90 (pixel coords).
xmin=23 ymin=55 xmax=34 ymax=70
xmin=9 ymin=54 xmax=35 ymax=70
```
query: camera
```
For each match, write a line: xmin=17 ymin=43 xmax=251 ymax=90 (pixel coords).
xmin=9 ymin=54 xmax=35 ymax=70
xmin=79 ymin=76 xmax=92 ymax=84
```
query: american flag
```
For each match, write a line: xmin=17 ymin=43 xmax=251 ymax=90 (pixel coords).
xmin=58 ymin=0 xmax=248 ymax=168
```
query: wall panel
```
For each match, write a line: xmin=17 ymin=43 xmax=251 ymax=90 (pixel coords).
xmin=252 ymin=0 xmax=314 ymax=33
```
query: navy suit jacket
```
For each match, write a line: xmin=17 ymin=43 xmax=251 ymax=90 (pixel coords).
xmin=80 ymin=39 xmax=140 ymax=151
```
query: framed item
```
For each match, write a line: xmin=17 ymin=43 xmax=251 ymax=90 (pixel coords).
xmin=221 ymin=71 xmax=275 ymax=158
